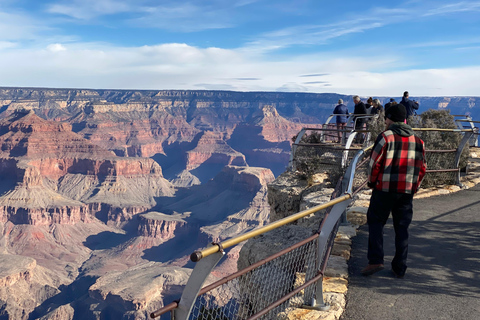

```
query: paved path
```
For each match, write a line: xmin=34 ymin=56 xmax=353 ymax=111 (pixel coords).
xmin=341 ymin=184 xmax=480 ymax=320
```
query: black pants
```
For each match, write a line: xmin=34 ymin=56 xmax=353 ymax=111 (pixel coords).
xmin=367 ymin=189 xmax=414 ymax=275
xmin=354 ymin=121 xmax=365 ymax=143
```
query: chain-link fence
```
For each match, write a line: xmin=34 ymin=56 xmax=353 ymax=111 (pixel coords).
xmin=350 ymin=150 xmax=371 ymax=195
xmin=423 ymin=150 xmax=458 ymax=186
xmin=292 ymin=128 xmax=469 ymax=190
xmin=188 ymin=236 xmax=318 ymax=320
xmin=292 ymin=143 xmax=359 ymax=182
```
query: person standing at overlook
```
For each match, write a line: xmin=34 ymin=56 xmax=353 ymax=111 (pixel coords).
xmin=384 ymin=98 xmax=396 ymax=113
xmin=361 ymin=104 xmax=426 ymax=278
xmin=400 ymin=91 xmax=419 ymax=118
xmin=333 ymin=99 xmax=348 ymax=143
xmin=352 ymin=95 xmax=367 ymax=144
xmin=370 ymin=99 xmax=383 ymax=115
xmin=365 ymin=97 xmax=374 ymax=114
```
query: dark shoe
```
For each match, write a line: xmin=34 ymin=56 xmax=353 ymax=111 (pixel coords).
xmin=361 ymin=264 xmax=384 ymax=276
xmin=392 ymin=269 xmax=405 ymax=279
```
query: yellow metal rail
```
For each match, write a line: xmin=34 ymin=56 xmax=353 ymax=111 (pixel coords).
xmin=190 ymin=193 xmax=352 ymax=262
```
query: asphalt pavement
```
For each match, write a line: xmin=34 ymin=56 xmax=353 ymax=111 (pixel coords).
xmin=341 ymin=183 xmax=480 ymax=320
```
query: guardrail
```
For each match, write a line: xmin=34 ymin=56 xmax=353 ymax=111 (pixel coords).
xmin=453 ymin=115 xmax=479 ymax=147
xmin=150 ymin=127 xmax=477 ymax=320
xmin=321 ymin=113 xmax=375 ymax=144
xmin=412 ymin=128 xmax=476 ymax=186
xmin=150 ymin=146 xmax=372 ymax=319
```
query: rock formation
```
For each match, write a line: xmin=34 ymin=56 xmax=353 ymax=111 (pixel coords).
xmin=0 ymin=111 xmax=174 ymax=228
xmin=0 ymin=87 xmax=477 ymax=319
xmin=87 ymin=262 xmax=191 ymax=319
xmin=0 ymin=254 xmax=60 ymax=320
xmin=137 ymin=212 xmax=189 ymax=240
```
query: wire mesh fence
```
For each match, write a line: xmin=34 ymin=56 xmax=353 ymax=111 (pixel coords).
xmin=351 ymin=150 xmax=371 ymax=194
xmin=188 ymin=237 xmax=318 ymax=320
xmin=422 ymin=150 xmax=458 ymax=186
xmin=292 ymin=142 xmax=362 ymax=184
xmin=292 ymin=128 xmax=467 ymax=190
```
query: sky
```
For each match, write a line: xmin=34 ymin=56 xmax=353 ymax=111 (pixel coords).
xmin=0 ymin=0 xmax=480 ymax=96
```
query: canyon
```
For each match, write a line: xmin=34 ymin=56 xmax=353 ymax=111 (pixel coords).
xmin=0 ymin=87 xmax=477 ymax=319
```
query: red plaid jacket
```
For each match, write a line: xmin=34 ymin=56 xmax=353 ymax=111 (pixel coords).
xmin=368 ymin=128 xmax=426 ymax=194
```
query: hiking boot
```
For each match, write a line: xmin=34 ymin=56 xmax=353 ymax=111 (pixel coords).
xmin=361 ymin=264 xmax=384 ymax=276
xmin=392 ymin=268 xmax=405 ymax=279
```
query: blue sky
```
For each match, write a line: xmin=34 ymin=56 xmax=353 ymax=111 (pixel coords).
xmin=1 ymin=0 xmax=480 ymax=96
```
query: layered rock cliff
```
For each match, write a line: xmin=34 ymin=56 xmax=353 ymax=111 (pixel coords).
xmin=0 ymin=111 xmax=174 ymax=228
xmin=0 ymin=254 xmax=60 ymax=320
xmin=1 ymin=87 xmax=476 ymax=319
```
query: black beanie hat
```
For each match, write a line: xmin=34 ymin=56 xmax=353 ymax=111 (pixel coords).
xmin=385 ymin=104 xmax=406 ymax=122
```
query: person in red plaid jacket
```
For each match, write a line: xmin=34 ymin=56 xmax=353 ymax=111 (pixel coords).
xmin=361 ymin=104 xmax=426 ymax=278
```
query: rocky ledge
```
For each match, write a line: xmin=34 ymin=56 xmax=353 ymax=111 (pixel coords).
xmin=137 ymin=211 xmax=190 ymax=240
xmin=0 ymin=254 xmax=59 ymax=320
xmin=88 ymin=262 xmax=191 ymax=319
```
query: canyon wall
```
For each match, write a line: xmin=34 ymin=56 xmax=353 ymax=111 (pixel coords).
xmin=0 ymin=87 xmax=478 ymax=319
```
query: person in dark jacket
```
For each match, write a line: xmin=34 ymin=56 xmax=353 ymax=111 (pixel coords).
xmin=370 ymin=99 xmax=383 ymax=115
xmin=400 ymin=91 xmax=419 ymax=118
xmin=361 ymin=104 xmax=426 ymax=278
xmin=384 ymin=98 xmax=396 ymax=113
xmin=352 ymin=95 xmax=367 ymax=143
xmin=366 ymin=97 xmax=373 ymax=114
xmin=333 ymin=99 xmax=348 ymax=142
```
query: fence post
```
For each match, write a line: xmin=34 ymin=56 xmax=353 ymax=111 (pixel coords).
xmin=312 ymin=198 xmax=352 ymax=310
xmin=454 ymin=131 xmax=474 ymax=186
xmin=289 ymin=128 xmax=307 ymax=171
xmin=321 ymin=115 xmax=335 ymax=142
xmin=174 ymin=251 xmax=225 ymax=320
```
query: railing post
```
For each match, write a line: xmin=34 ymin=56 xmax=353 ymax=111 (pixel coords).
xmin=454 ymin=131 xmax=474 ymax=186
xmin=174 ymin=251 xmax=224 ymax=320
xmin=311 ymin=274 xmax=329 ymax=311
xmin=321 ymin=115 xmax=335 ymax=143
xmin=289 ymin=128 xmax=307 ymax=171
xmin=311 ymin=198 xmax=352 ymax=310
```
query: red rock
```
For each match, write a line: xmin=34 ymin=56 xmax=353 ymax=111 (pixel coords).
xmin=186 ymin=131 xmax=246 ymax=171
xmin=0 ymin=111 xmax=174 ymax=226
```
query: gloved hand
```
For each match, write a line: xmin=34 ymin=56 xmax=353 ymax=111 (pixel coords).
xmin=367 ymin=182 xmax=375 ymax=189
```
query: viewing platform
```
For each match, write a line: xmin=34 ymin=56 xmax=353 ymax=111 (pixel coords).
xmin=150 ymin=114 xmax=480 ymax=320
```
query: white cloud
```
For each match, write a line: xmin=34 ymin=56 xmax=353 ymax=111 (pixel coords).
xmin=47 ymin=0 xmax=132 ymax=20
xmin=247 ymin=19 xmax=386 ymax=52
xmin=0 ymin=42 xmax=479 ymax=96
xmin=47 ymin=43 xmax=67 ymax=52
xmin=45 ymin=0 xmax=247 ymax=31
xmin=423 ymin=1 xmax=480 ymax=16
xmin=0 ymin=41 xmax=16 ymax=49
xmin=0 ymin=11 xmax=48 ymax=41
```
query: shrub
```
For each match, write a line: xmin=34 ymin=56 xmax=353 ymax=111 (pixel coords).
xmin=408 ymin=109 xmax=469 ymax=187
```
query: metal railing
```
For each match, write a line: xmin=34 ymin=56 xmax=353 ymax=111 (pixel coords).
xmin=290 ymin=126 xmax=373 ymax=172
xmin=151 ymin=146 xmax=372 ymax=319
xmin=150 ymin=127 xmax=477 ymax=320
xmin=453 ymin=115 xmax=479 ymax=147
xmin=412 ymin=128 xmax=476 ymax=186
xmin=320 ymin=113 xmax=375 ymax=145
